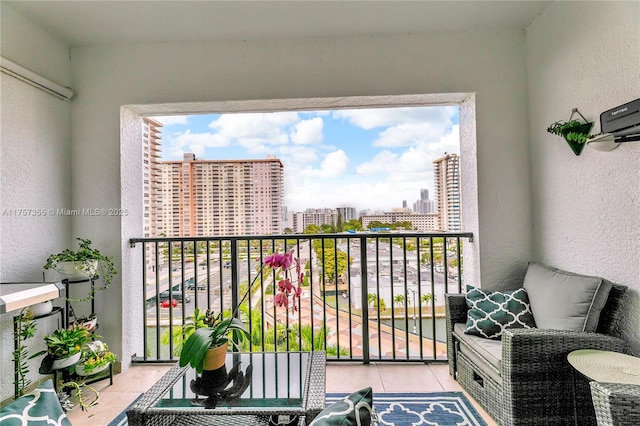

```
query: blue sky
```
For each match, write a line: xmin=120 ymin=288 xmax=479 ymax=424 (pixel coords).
xmin=155 ymin=106 xmax=459 ymax=213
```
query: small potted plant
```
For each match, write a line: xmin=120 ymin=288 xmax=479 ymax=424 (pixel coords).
xmin=44 ymin=238 xmax=116 ymax=286
xmin=75 ymin=340 xmax=116 ymax=376
xmin=39 ymin=324 xmax=94 ymax=370
xmin=178 ymin=309 xmax=249 ymax=373
xmin=72 ymin=313 xmax=98 ymax=332
xmin=547 ymin=109 xmax=594 ymax=156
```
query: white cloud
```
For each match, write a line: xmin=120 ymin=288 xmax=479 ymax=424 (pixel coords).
xmin=357 ymin=124 xmax=459 ymax=174
xmin=290 ymin=117 xmax=324 ymax=145
xmin=333 ymin=106 xmax=457 ymax=129
xmin=208 ymin=112 xmax=299 ymax=153
xmin=296 ymin=149 xmax=349 ymax=178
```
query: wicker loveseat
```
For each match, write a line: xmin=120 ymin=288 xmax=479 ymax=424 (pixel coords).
xmin=445 ymin=262 xmax=629 ymax=426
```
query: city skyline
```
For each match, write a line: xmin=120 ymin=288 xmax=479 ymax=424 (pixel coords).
xmin=155 ymin=106 xmax=460 ymax=213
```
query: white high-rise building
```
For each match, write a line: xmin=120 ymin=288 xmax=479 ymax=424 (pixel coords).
xmin=433 ymin=153 xmax=461 ymax=231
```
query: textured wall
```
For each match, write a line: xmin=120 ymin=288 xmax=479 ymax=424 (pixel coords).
xmin=0 ymin=5 xmax=73 ymax=401
xmin=526 ymin=1 xmax=640 ymax=354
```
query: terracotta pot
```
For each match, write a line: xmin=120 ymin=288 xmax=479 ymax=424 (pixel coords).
xmin=203 ymin=344 xmax=228 ymax=371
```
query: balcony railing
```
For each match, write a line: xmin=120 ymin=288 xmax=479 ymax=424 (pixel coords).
xmin=129 ymin=231 xmax=473 ymax=364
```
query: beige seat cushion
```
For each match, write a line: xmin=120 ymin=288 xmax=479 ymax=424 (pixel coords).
xmin=453 ymin=323 xmax=502 ymax=384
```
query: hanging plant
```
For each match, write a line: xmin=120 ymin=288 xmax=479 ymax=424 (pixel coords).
xmin=547 ymin=108 xmax=594 ymax=156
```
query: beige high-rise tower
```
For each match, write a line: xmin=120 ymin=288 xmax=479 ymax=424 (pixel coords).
xmin=159 ymin=154 xmax=284 ymax=236
xmin=433 ymin=153 xmax=461 ymax=232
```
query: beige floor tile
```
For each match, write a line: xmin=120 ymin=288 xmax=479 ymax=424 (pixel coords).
xmin=101 ymin=364 xmax=173 ymax=394
xmin=429 ymin=363 xmax=462 ymax=390
xmin=375 ymin=363 xmax=443 ymax=393
xmin=324 ymin=363 xmax=384 ymax=394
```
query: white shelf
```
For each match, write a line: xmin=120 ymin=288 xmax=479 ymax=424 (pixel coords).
xmin=0 ymin=282 xmax=63 ymax=314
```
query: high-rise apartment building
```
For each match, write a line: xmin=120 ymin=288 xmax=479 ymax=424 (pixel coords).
xmin=142 ymin=117 xmax=163 ymax=237
xmin=141 ymin=117 xmax=163 ymax=274
xmin=433 ymin=153 xmax=461 ymax=231
xmin=159 ymin=154 xmax=284 ymax=236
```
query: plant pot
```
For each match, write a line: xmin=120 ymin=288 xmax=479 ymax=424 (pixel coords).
xmin=203 ymin=344 xmax=228 ymax=371
xmin=52 ymin=351 xmax=81 ymax=370
xmin=74 ymin=315 xmax=98 ymax=331
xmin=27 ymin=301 xmax=53 ymax=317
xmin=561 ymin=122 xmax=593 ymax=156
xmin=56 ymin=260 xmax=98 ymax=281
xmin=75 ymin=362 xmax=110 ymax=376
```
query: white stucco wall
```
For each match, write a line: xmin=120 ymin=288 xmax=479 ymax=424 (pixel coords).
xmin=0 ymin=4 xmax=73 ymax=402
xmin=526 ymin=1 xmax=640 ymax=354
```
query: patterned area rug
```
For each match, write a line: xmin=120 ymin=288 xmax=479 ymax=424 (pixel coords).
xmin=326 ymin=392 xmax=488 ymax=426
xmin=108 ymin=392 xmax=487 ymax=426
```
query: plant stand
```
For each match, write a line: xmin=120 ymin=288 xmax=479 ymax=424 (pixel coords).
xmin=13 ymin=306 xmax=64 ymax=398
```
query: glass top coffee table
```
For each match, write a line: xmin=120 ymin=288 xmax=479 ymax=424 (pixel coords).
xmin=127 ymin=351 xmax=326 ymax=426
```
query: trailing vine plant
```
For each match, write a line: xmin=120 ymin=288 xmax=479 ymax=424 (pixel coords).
xmin=13 ymin=308 xmax=37 ymax=397
xmin=58 ymin=380 xmax=99 ymax=412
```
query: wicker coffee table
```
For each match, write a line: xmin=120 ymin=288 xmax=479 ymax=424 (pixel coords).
xmin=127 ymin=351 xmax=326 ymax=426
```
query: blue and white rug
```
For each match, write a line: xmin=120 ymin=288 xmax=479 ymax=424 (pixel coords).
xmin=109 ymin=392 xmax=487 ymax=426
xmin=326 ymin=392 xmax=488 ymax=426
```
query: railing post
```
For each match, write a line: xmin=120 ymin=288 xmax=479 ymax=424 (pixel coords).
xmin=359 ymin=235 xmax=370 ymax=364
xmin=230 ymin=239 xmax=239 ymax=318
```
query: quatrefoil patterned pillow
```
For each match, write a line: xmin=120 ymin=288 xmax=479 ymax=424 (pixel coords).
xmin=464 ymin=286 xmax=536 ymax=339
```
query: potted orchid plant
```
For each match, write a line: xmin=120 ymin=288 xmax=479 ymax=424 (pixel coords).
xmin=178 ymin=249 xmax=304 ymax=373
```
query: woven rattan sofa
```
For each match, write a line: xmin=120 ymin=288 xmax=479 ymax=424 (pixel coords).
xmin=445 ymin=262 xmax=629 ymax=426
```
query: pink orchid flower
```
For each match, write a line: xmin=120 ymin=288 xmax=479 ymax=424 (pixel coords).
xmin=267 ymin=249 xmax=304 ymax=314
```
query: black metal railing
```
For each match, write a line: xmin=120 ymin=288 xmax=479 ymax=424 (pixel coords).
xmin=129 ymin=232 xmax=473 ymax=364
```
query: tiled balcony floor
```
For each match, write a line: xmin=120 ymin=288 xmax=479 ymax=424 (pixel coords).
xmin=66 ymin=363 xmax=498 ymax=425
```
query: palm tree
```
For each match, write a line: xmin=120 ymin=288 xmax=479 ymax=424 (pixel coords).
xmin=394 ymin=294 xmax=405 ymax=309
xmin=367 ymin=292 xmax=377 ymax=308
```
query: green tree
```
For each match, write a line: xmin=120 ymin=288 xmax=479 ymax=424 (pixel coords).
xmin=304 ymin=224 xmax=322 ymax=234
xmin=344 ymin=219 xmax=363 ymax=232
xmin=321 ymin=223 xmax=336 ymax=233
xmin=421 ymin=293 xmax=435 ymax=305
xmin=367 ymin=293 xmax=385 ymax=310
xmin=336 ymin=213 xmax=344 ymax=232
xmin=320 ymin=248 xmax=350 ymax=284
xmin=394 ymin=294 xmax=405 ymax=308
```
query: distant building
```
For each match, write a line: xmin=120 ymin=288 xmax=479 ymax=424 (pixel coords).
xmin=433 ymin=153 xmax=461 ymax=231
xmin=287 ymin=208 xmax=338 ymax=233
xmin=141 ymin=117 xmax=163 ymax=274
xmin=336 ymin=206 xmax=357 ymax=222
xmin=142 ymin=117 xmax=163 ymax=238
xmin=361 ymin=212 xmax=439 ymax=231
xmin=159 ymin=153 xmax=284 ymax=236
xmin=413 ymin=188 xmax=436 ymax=214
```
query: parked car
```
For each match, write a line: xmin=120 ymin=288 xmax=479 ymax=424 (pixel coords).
xmin=158 ymin=290 xmax=191 ymax=304
xmin=186 ymin=278 xmax=205 ymax=290
xmin=160 ymin=299 xmax=177 ymax=308
xmin=223 ymin=260 xmax=232 ymax=268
